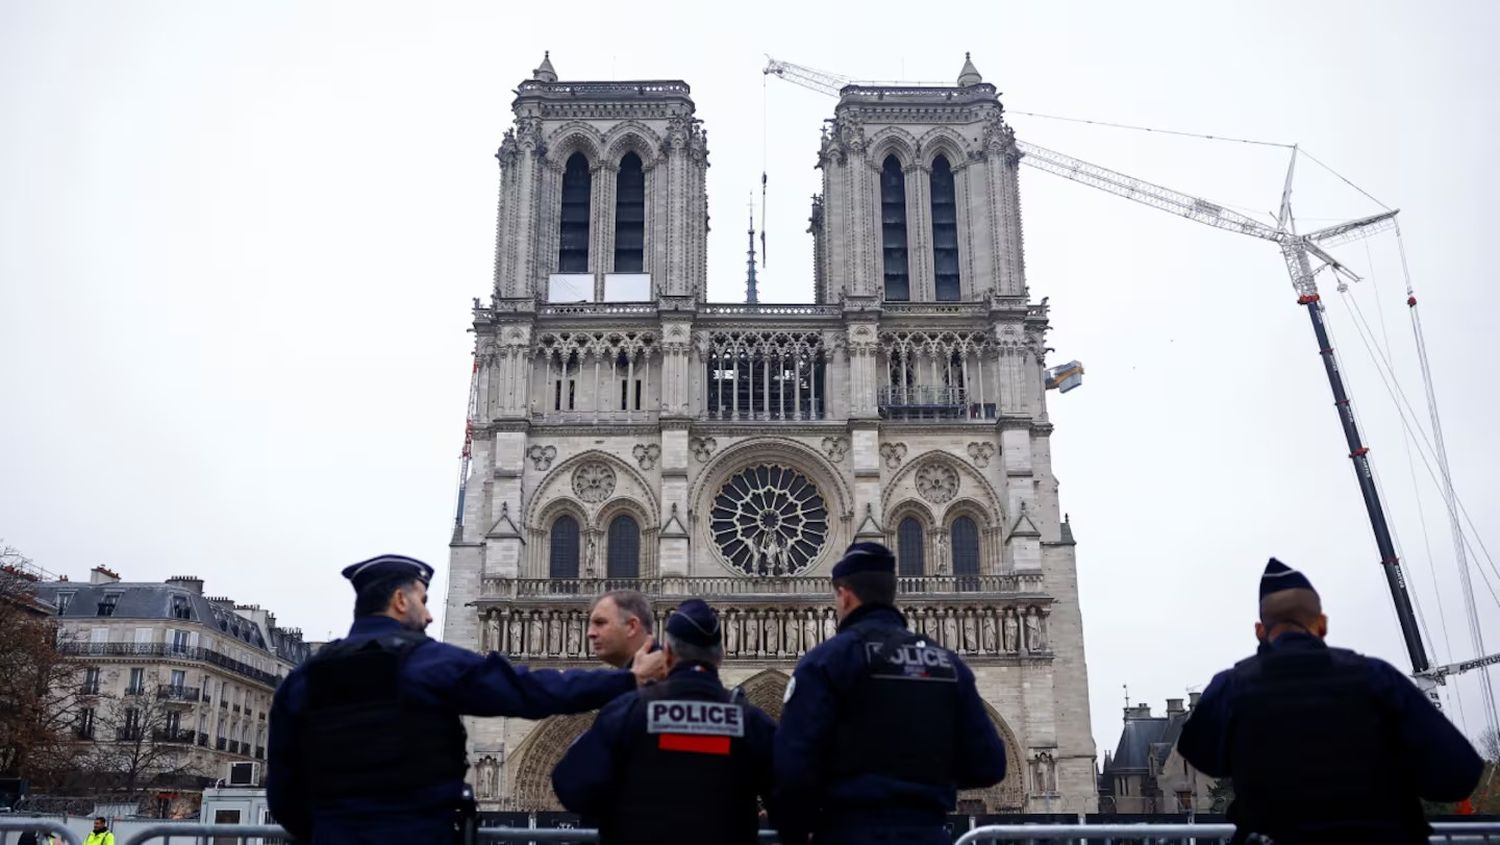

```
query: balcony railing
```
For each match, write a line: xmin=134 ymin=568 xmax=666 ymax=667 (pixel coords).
xmin=78 ymin=683 xmax=99 ymax=696
xmin=197 ymin=732 xmax=209 ymax=747
xmin=878 ymin=386 xmax=996 ymax=421
xmin=483 ymin=573 xmax=1044 ymax=600
xmin=703 ymin=401 xmax=826 ymax=422
xmin=75 ymin=726 xmax=95 ymax=740
xmin=229 ymin=740 xmax=241 ymax=754
xmin=116 ymin=727 xmax=143 ymax=741
xmin=56 ymin=642 xmax=278 ymax=686
xmin=216 ymin=737 xmax=227 ymax=751
xmin=152 ymin=728 xmax=196 ymax=745
xmin=157 ymin=684 xmax=200 ymax=702
xmin=534 ymin=409 xmax=657 ymax=424
xmin=123 ymin=685 xmax=146 ymax=697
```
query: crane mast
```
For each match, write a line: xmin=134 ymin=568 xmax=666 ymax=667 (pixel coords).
xmin=765 ymin=56 xmax=1437 ymax=675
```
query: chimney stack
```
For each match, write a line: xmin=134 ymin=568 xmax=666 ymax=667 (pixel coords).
xmin=166 ymin=575 xmax=204 ymax=595
xmin=1188 ymin=691 xmax=1202 ymax=709
xmin=89 ymin=565 xmax=120 ymax=585
xmin=1166 ymin=698 xmax=1185 ymax=716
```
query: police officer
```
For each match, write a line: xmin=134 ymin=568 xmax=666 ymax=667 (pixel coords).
xmin=1177 ymin=558 xmax=1484 ymax=844
xmin=552 ymin=598 xmax=776 ymax=844
xmin=773 ymin=542 xmax=1007 ymax=845
xmin=267 ymin=554 xmax=666 ymax=844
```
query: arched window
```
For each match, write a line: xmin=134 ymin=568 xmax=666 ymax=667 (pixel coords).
xmin=951 ymin=515 xmax=981 ymax=589
xmin=897 ymin=516 xmax=926 ymax=577
xmin=549 ymin=514 xmax=580 ymax=579
xmin=558 ymin=153 xmax=591 ymax=273
xmin=614 ymin=152 xmax=645 ymax=273
xmin=930 ymin=155 xmax=960 ymax=301
xmin=606 ymin=514 xmax=640 ymax=578
xmin=880 ymin=156 xmax=910 ymax=301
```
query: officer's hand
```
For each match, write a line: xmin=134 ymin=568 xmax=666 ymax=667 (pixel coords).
xmin=630 ymin=638 xmax=668 ymax=686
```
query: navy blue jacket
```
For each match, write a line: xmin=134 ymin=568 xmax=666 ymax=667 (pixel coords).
xmin=1178 ymin=632 xmax=1483 ymax=800
xmin=552 ymin=661 xmax=777 ymax=820
xmin=267 ymin=616 xmax=636 ymax=843
xmin=772 ymin=604 xmax=1007 ymax=840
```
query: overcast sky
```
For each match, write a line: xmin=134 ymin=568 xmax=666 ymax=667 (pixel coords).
xmin=3 ymin=0 xmax=1497 ymax=758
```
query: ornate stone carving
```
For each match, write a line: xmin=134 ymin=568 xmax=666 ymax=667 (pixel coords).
xmin=691 ymin=436 xmax=717 ymax=463
xmin=821 ymin=436 xmax=849 ymax=463
xmin=526 ymin=445 xmax=557 ymax=471
xmin=632 ymin=443 xmax=660 ymax=470
xmin=1025 ymin=606 xmax=1048 ymax=653
xmin=915 ymin=461 xmax=959 ymax=504
xmin=879 ymin=443 xmax=907 ymax=469
xmin=570 ymin=462 xmax=616 ymax=503
xmin=1031 ymin=751 xmax=1058 ymax=794
xmin=711 ymin=464 xmax=828 ymax=576
xmin=1003 ymin=608 xmax=1020 ymax=654
xmin=967 ymin=441 xmax=996 ymax=468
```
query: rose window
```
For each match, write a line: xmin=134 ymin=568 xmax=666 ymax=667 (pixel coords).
xmin=710 ymin=464 xmax=829 ymax=576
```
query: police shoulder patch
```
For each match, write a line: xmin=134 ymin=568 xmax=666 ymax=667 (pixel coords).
xmin=646 ymin=699 xmax=745 ymax=737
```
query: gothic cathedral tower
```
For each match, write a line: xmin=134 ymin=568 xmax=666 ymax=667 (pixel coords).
xmin=446 ymin=53 xmax=1097 ymax=815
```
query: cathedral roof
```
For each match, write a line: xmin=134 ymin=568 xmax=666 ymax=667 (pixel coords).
xmin=958 ymin=52 xmax=983 ymax=87
xmin=532 ymin=51 xmax=557 ymax=83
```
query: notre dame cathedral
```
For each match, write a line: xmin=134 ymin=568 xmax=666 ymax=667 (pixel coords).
xmin=442 ymin=52 xmax=1097 ymax=814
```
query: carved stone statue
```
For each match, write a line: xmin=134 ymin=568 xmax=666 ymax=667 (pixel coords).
xmin=744 ymin=611 xmax=760 ymax=656
xmin=961 ymin=609 xmax=978 ymax=653
xmin=823 ymin=609 xmax=837 ymax=641
xmin=547 ymin=612 xmax=563 ymax=654
xmin=527 ymin=611 xmax=544 ymax=657
xmin=508 ymin=613 xmax=524 ymax=655
xmin=981 ymin=612 xmax=998 ymax=654
xmin=1025 ymin=608 xmax=1046 ymax=653
xmin=1003 ymin=609 xmax=1020 ymax=654
xmin=1031 ymin=752 xmax=1057 ymax=794
xmin=803 ymin=609 xmax=819 ymax=650
xmin=942 ymin=609 xmax=959 ymax=649
xmin=764 ymin=611 xmax=780 ymax=655
xmin=566 ymin=612 xmax=582 ymax=657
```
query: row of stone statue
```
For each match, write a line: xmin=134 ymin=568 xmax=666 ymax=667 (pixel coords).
xmin=479 ymin=603 xmax=1050 ymax=658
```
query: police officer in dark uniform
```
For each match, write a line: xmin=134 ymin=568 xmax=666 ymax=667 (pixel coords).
xmin=1178 ymin=558 xmax=1483 ymax=844
xmin=552 ymin=598 xmax=776 ymax=845
xmin=267 ymin=554 xmax=666 ymax=844
xmin=773 ymin=542 xmax=1008 ymax=845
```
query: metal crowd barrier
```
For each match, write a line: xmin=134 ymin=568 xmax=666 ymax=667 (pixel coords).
xmin=92 ymin=820 xmax=1500 ymax=845
xmin=0 ymin=818 xmax=85 ymax=845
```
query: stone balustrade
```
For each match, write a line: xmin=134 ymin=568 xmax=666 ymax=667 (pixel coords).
xmin=480 ymin=573 xmax=1045 ymax=600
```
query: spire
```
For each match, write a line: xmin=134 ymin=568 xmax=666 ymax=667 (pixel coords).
xmin=532 ymin=51 xmax=557 ymax=83
xmin=957 ymin=52 xmax=983 ymax=87
xmin=745 ymin=196 xmax=759 ymax=304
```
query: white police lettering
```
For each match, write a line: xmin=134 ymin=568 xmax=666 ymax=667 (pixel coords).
xmin=866 ymin=642 xmax=953 ymax=669
xmin=647 ymin=700 xmax=745 ymax=737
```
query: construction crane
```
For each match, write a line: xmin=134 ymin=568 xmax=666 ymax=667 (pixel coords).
xmin=765 ymin=56 xmax=1500 ymax=693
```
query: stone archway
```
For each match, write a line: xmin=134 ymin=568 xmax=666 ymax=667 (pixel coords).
xmin=736 ymin=668 xmax=791 ymax=720
xmin=509 ymin=712 xmax=596 ymax=811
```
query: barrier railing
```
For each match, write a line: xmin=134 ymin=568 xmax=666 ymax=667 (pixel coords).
xmin=0 ymin=818 xmax=84 ymax=845
xmin=107 ymin=821 xmax=1500 ymax=845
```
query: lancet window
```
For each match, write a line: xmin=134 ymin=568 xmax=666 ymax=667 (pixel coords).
xmin=878 ymin=330 xmax=995 ymax=420
xmin=703 ymin=331 xmax=827 ymax=421
xmin=534 ymin=331 xmax=657 ymax=420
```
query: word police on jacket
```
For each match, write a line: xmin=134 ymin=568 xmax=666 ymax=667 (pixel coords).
xmin=647 ymin=700 xmax=746 ymax=737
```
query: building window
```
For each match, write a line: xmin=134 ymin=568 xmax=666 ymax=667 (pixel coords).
xmin=897 ymin=517 xmax=926 ymax=577
xmin=606 ymin=514 xmax=640 ymax=579
xmin=558 ymin=153 xmax=591 ymax=273
xmin=930 ymin=155 xmax=960 ymax=301
xmin=952 ymin=516 xmax=981 ymax=587
xmin=880 ymin=156 xmax=910 ymax=301
xmin=82 ymin=667 xmax=100 ymax=695
xmin=171 ymin=594 xmax=191 ymax=620
xmin=77 ymin=707 xmax=95 ymax=739
xmin=97 ymin=593 xmax=119 ymax=617
xmin=127 ymin=667 xmax=144 ymax=695
xmin=614 ymin=152 xmax=645 ymax=273
xmin=549 ymin=515 xmax=581 ymax=579
xmin=56 ymin=591 xmax=74 ymax=614
xmin=554 ymin=353 xmax=579 ymax=411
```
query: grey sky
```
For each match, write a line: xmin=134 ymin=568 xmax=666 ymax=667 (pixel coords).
xmin=3 ymin=0 xmax=1497 ymax=758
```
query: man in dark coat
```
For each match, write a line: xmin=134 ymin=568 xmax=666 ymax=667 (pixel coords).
xmin=267 ymin=554 xmax=665 ymax=844
xmin=1178 ymin=558 xmax=1483 ymax=844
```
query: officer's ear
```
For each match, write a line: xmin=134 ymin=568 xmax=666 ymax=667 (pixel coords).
xmin=1313 ymin=614 xmax=1328 ymax=638
xmin=1253 ymin=621 xmax=1268 ymax=643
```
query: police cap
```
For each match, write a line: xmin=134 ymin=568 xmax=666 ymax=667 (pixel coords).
xmin=831 ymin=541 xmax=896 ymax=580
xmin=341 ymin=554 xmax=435 ymax=593
xmin=666 ymin=599 xmax=721 ymax=647
xmin=1259 ymin=557 xmax=1315 ymax=600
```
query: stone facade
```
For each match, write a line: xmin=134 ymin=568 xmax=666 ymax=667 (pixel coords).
xmin=445 ymin=54 xmax=1097 ymax=814
xmin=31 ymin=567 xmax=311 ymax=795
